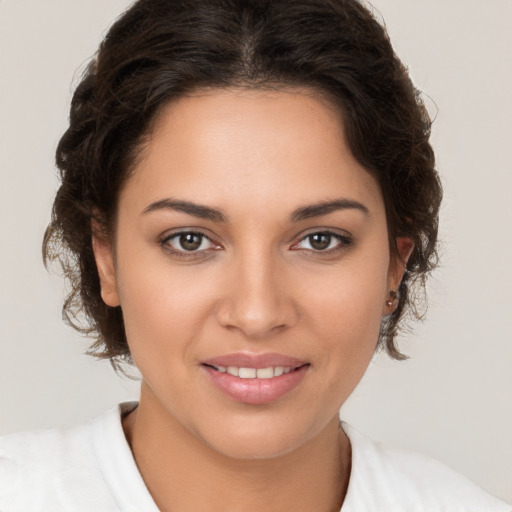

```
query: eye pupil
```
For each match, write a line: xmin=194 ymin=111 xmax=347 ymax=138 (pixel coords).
xmin=310 ymin=233 xmax=331 ymax=250
xmin=180 ymin=233 xmax=202 ymax=251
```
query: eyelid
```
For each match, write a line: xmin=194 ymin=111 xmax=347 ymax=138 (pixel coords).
xmin=160 ymin=229 xmax=222 ymax=255
xmin=290 ymin=229 xmax=353 ymax=252
xmin=158 ymin=227 xmax=352 ymax=257
xmin=160 ymin=226 xmax=217 ymax=243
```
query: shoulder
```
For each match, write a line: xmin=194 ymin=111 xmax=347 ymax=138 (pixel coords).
xmin=0 ymin=408 xmax=122 ymax=511
xmin=341 ymin=423 xmax=511 ymax=512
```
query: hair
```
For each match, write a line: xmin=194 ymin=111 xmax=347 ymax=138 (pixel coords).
xmin=43 ymin=0 xmax=442 ymax=373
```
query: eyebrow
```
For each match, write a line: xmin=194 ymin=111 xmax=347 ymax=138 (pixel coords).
xmin=142 ymin=198 xmax=228 ymax=222
xmin=142 ymin=197 xmax=369 ymax=223
xmin=290 ymin=199 xmax=369 ymax=222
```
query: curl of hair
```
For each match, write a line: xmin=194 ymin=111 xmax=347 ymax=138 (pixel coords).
xmin=43 ymin=0 xmax=442 ymax=373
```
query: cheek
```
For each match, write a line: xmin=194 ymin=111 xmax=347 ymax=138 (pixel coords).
xmin=305 ymin=252 xmax=389 ymax=337
xmin=119 ymin=270 xmax=215 ymax=341
xmin=302 ymin=249 xmax=390 ymax=385
xmin=113 ymin=239 xmax=221 ymax=365
xmin=312 ymin=286 xmax=383 ymax=372
xmin=118 ymin=270 xmax=219 ymax=399
xmin=112 ymin=238 xmax=228 ymax=383
xmin=309 ymin=298 xmax=383 ymax=413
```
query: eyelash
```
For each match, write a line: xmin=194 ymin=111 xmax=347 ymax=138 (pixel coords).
xmin=159 ymin=230 xmax=352 ymax=258
xmin=160 ymin=231 xmax=220 ymax=258
xmin=291 ymin=231 xmax=352 ymax=254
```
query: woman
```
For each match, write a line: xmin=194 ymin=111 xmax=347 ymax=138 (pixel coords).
xmin=0 ymin=0 xmax=510 ymax=510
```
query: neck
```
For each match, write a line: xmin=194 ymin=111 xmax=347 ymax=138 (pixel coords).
xmin=123 ymin=383 xmax=351 ymax=512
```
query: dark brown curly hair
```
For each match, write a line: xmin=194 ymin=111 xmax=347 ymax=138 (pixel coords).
xmin=43 ymin=0 xmax=442 ymax=373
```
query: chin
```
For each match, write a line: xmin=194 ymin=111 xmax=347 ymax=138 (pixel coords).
xmin=194 ymin=414 xmax=325 ymax=461
xmin=209 ymin=434 xmax=303 ymax=461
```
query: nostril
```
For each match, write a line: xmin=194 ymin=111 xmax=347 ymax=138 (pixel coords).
xmin=214 ymin=281 xmax=299 ymax=337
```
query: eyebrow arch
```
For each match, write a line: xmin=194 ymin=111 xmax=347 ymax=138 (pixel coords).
xmin=290 ymin=199 xmax=369 ymax=222
xmin=142 ymin=198 xmax=228 ymax=222
xmin=142 ymin=197 xmax=368 ymax=223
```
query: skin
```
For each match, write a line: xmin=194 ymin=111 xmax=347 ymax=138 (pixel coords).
xmin=93 ymin=88 xmax=412 ymax=512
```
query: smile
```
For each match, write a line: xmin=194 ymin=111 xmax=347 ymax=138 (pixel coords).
xmin=207 ymin=365 xmax=294 ymax=379
xmin=201 ymin=354 xmax=310 ymax=405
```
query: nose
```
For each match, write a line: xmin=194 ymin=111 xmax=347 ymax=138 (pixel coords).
xmin=215 ymin=250 xmax=298 ymax=339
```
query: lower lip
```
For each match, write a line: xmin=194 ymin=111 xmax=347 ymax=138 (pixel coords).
xmin=202 ymin=365 xmax=309 ymax=405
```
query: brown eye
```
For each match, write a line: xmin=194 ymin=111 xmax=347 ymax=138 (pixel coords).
xmin=309 ymin=233 xmax=332 ymax=251
xmin=163 ymin=231 xmax=215 ymax=253
xmin=179 ymin=233 xmax=203 ymax=251
xmin=293 ymin=231 xmax=351 ymax=253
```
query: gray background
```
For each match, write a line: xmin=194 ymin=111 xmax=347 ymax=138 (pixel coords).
xmin=1 ymin=0 xmax=511 ymax=503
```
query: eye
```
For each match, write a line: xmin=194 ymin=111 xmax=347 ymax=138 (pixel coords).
xmin=162 ymin=231 xmax=218 ymax=254
xmin=293 ymin=231 xmax=351 ymax=252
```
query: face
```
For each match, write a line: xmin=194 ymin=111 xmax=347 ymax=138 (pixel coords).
xmin=94 ymin=88 xmax=409 ymax=460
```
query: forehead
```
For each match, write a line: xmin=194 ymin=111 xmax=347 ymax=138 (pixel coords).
xmin=121 ymin=87 xmax=384 ymax=218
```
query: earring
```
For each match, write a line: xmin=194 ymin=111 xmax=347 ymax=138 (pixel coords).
xmin=386 ymin=290 xmax=397 ymax=308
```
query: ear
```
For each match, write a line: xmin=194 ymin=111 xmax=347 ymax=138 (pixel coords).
xmin=91 ymin=219 xmax=120 ymax=307
xmin=384 ymin=237 xmax=414 ymax=313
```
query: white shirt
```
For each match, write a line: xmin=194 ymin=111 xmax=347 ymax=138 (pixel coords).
xmin=0 ymin=402 xmax=509 ymax=511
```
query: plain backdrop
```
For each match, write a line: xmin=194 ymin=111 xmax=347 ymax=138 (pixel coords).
xmin=1 ymin=0 xmax=511 ymax=504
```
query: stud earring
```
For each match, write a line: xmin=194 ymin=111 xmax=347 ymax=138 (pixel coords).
xmin=386 ymin=290 xmax=397 ymax=308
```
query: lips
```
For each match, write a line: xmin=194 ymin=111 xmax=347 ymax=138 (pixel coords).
xmin=210 ymin=365 xmax=294 ymax=379
xmin=201 ymin=353 xmax=310 ymax=405
xmin=202 ymin=352 xmax=307 ymax=369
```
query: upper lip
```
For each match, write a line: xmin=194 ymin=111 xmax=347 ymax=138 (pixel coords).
xmin=202 ymin=352 xmax=308 ymax=369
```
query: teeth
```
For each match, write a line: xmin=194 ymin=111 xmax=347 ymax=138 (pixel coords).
xmin=256 ymin=367 xmax=274 ymax=379
xmin=274 ymin=366 xmax=284 ymax=377
xmin=213 ymin=365 xmax=294 ymax=379
xmin=239 ymin=368 xmax=257 ymax=379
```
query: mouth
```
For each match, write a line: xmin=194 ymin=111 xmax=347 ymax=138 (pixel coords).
xmin=203 ymin=364 xmax=306 ymax=379
xmin=200 ymin=353 xmax=310 ymax=405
